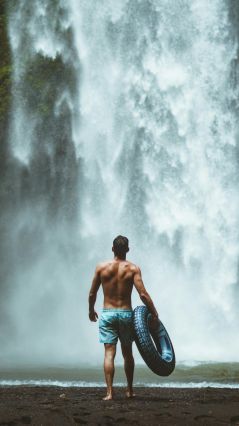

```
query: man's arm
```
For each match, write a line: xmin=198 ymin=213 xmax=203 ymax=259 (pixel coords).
xmin=88 ymin=265 xmax=101 ymax=322
xmin=133 ymin=266 xmax=158 ymax=320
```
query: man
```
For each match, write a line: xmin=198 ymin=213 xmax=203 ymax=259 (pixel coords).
xmin=89 ymin=235 xmax=158 ymax=400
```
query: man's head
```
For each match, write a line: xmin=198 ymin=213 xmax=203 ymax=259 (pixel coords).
xmin=112 ymin=235 xmax=129 ymax=259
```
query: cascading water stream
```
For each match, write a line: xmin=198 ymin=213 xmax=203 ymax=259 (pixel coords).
xmin=1 ymin=0 xmax=239 ymax=366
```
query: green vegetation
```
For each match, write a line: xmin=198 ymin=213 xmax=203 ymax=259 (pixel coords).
xmin=0 ymin=0 xmax=77 ymax=127
xmin=0 ymin=0 xmax=79 ymax=223
xmin=0 ymin=0 xmax=12 ymax=124
xmin=23 ymin=52 xmax=76 ymax=119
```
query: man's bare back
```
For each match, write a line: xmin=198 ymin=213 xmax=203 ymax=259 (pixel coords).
xmin=94 ymin=259 xmax=137 ymax=310
xmin=89 ymin=258 xmax=158 ymax=317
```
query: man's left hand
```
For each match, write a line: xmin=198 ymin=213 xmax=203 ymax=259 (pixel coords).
xmin=89 ymin=310 xmax=98 ymax=322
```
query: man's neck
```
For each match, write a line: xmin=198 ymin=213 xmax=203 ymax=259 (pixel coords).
xmin=114 ymin=255 xmax=126 ymax=261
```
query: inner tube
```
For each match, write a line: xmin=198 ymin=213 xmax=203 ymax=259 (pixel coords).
xmin=133 ymin=305 xmax=176 ymax=376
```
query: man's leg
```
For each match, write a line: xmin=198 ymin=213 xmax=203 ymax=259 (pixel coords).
xmin=103 ymin=343 xmax=117 ymax=400
xmin=121 ymin=343 xmax=135 ymax=398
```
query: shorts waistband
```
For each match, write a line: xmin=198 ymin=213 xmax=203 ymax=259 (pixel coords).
xmin=102 ymin=308 xmax=133 ymax=312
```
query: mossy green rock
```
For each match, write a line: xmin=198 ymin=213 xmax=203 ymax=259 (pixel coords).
xmin=0 ymin=0 xmax=12 ymax=124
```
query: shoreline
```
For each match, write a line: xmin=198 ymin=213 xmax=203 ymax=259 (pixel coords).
xmin=0 ymin=386 xmax=238 ymax=425
xmin=0 ymin=380 xmax=239 ymax=389
xmin=0 ymin=362 xmax=238 ymax=389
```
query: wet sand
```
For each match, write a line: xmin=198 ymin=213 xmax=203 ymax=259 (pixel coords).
xmin=0 ymin=386 xmax=238 ymax=425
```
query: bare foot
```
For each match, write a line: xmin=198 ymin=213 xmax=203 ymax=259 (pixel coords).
xmin=126 ymin=388 xmax=135 ymax=398
xmin=102 ymin=393 xmax=113 ymax=401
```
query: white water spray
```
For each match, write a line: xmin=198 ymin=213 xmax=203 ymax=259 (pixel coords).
xmin=3 ymin=0 xmax=239 ymax=366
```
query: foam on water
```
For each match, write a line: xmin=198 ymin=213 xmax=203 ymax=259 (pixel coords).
xmin=0 ymin=380 xmax=238 ymax=389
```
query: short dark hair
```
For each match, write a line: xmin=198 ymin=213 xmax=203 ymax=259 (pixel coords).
xmin=113 ymin=235 xmax=129 ymax=256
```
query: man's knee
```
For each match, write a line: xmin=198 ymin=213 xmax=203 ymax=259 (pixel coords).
xmin=104 ymin=343 xmax=116 ymax=359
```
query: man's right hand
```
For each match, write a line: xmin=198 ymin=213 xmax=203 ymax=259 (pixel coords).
xmin=89 ymin=310 xmax=98 ymax=322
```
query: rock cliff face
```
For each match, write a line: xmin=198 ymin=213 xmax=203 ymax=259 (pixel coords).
xmin=0 ymin=1 xmax=11 ymax=126
xmin=0 ymin=0 xmax=11 ymax=176
xmin=5 ymin=1 xmax=80 ymax=222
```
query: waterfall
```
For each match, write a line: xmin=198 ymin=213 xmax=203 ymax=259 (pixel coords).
xmin=1 ymin=0 xmax=239 ymax=366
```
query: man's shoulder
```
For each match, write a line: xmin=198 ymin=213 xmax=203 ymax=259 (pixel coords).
xmin=96 ymin=259 xmax=141 ymax=273
xmin=125 ymin=260 xmax=140 ymax=273
xmin=95 ymin=260 xmax=113 ymax=271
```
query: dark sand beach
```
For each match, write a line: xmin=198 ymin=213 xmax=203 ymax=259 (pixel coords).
xmin=0 ymin=386 xmax=238 ymax=425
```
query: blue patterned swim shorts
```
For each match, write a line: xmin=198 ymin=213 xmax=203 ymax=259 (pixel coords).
xmin=99 ymin=309 xmax=134 ymax=345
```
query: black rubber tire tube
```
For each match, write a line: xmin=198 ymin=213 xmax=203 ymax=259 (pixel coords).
xmin=133 ymin=305 xmax=176 ymax=376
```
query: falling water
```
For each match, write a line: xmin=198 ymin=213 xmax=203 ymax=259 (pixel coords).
xmin=1 ymin=0 xmax=239 ymax=368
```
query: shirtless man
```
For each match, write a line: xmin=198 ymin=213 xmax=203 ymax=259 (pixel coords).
xmin=88 ymin=235 xmax=158 ymax=400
